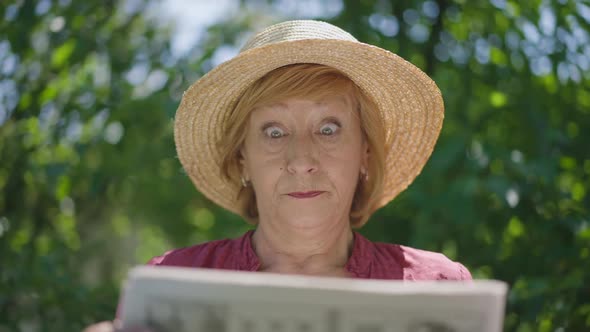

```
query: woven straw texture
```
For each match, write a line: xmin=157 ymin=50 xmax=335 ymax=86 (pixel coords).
xmin=174 ymin=20 xmax=444 ymax=217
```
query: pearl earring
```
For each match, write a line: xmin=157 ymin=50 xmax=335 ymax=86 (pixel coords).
xmin=361 ymin=168 xmax=369 ymax=181
xmin=241 ymin=176 xmax=248 ymax=187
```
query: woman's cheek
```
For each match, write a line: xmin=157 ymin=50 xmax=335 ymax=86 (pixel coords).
xmin=321 ymin=139 xmax=358 ymax=162
xmin=261 ymin=137 xmax=288 ymax=154
xmin=315 ymin=134 xmax=342 ymax=154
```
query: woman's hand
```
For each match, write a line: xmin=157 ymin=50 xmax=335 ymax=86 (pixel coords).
xmin=83 ymin=321 xmax=152 ymax=332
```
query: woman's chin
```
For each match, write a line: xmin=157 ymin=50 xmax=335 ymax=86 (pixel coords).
xmin=277 ymin=208 xmax=341 ymax=230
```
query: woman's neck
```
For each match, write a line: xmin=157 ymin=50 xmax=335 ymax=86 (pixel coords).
xmin=251 ymin=220 xmax=354 ymax=277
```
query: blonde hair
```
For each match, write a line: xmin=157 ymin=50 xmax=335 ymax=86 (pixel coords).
xmin=219 ymin=64 xmax=386 ymax=228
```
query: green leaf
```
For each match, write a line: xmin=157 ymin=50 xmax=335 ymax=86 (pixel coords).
xmin=490 ymin=91 xmax=507 ymax=108
xmin=51 ymin=40 xmax=76 ymax=69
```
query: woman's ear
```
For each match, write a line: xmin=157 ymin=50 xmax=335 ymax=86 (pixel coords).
xmin=239 ymin=147 xmax=250 ymax=181
xmin=361 ymin=140 xmax=370 ymax=173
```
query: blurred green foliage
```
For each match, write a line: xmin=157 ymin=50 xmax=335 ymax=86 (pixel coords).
xmin=0 ymin=0 xmax=589 ymax=331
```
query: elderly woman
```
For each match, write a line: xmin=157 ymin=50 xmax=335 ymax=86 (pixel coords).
xmin=86 ymin=19 xmax=470 ymax=331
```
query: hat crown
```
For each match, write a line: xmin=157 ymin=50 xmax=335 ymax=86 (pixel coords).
xmin=241 ymin=20 xmax=358 ymax=52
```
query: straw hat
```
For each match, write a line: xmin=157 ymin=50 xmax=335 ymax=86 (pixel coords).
xmin=174 ymin=20 xmax=444 ymax=216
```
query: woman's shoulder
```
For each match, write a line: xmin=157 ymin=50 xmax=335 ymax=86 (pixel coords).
xmin=146 ymin=238 xmax=233 ymax=267
xmin=371 ymin=240 xmax=472 ymax=281
xmin=147 ymin=231 xmax=254 ymax=269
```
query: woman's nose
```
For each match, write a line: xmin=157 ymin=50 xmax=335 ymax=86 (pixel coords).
xmin=285 ymin=135 xmax=319 ymax=174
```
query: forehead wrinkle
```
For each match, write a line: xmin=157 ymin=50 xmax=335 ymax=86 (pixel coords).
xmin=257 ymin=101 xmax=289 ymax=113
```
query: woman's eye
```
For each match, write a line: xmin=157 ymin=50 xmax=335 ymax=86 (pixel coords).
xmin=319 ymin=122 xmax=339 ymax=136
xmin=264 ymin=126 xmax=285 ymax=138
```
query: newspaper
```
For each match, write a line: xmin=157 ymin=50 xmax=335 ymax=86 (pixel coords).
xmin=120 ymin=266 xmax=508 ymax=332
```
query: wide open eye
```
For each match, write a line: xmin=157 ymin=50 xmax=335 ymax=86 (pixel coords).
xmin=319 ymin=122 xmax=340 ymax=136
xmin=263 ymin=125 xmax=285 ymax=138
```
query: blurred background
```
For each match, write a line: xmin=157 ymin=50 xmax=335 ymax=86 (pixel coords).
xmin=1 ymin=0 xmax=589 ymax=331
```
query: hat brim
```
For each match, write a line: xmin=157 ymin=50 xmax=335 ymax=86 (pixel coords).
xmin=174 ymin=39 xmax=444 ymax=216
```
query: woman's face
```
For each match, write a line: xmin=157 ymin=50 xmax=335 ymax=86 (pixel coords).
xmin=240 ymin=95 xmax=368 ymax=229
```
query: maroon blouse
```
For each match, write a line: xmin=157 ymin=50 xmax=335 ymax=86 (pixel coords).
xmin=147 ymin=230 xmax=472 ymax=280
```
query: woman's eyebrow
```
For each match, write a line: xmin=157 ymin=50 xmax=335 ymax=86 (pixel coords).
xmin=260 ymin=121 xmax=282 ymax=129
xmin=320 ymin=115 xmax=343 ymax=123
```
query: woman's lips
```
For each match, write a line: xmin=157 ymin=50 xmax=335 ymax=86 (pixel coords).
xmin=287 ymin=191 xmax=325 ymax=198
